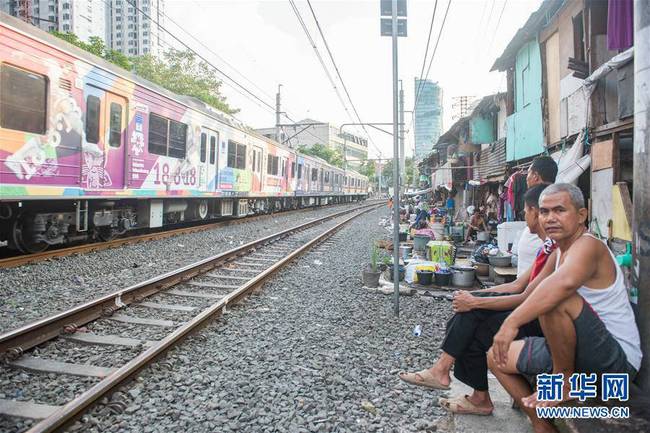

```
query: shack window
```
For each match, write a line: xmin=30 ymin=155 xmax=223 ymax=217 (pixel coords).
xmin=209 ymin=136 xmax=216 ymax=164
xmin=85 ymin=95 xmax=101 ymax=144
xmin=572 ymin=12 xmax=585 ymax=62
xmin=0 ymin=64 xmax=47 ymax=134
xmin=200 ymin=133 xmax=207 ymax=163
xmin=108 ymin=102 xmax=122 ymax=147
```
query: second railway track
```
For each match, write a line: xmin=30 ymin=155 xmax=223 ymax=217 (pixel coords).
xmin=0 ymin=202 xmax=381 ymax=433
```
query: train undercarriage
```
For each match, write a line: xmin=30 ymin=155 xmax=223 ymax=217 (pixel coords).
xmin=0 ymin=195 xmax=365 ymax=254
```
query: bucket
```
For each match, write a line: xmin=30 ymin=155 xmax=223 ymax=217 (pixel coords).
xmin=386 ymin=264 xmax=405 ymax=281
xmin=416 ymin=270 xmax=433 ymax=285
xmin=413 ymin=235 xmax=430 ymax=251
xmin=431 ymin=222 xmax=445 ymax=239
xmin=434 ymin=270 xmax=451 ymax=286
xmin=398 ymin=232 xmax=408 ymax=242
xmin=477 ymin=231 xmax=489 ymax=242
xmin=400 ymin=245 xmax=412 ymax=260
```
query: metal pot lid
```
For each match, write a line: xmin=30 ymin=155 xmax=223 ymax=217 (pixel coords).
xmin=451 ymin=265 xmax=475 ymax=271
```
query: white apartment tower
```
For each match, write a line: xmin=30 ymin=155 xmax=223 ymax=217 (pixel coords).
xmin=107 ymin=0 xmax=164 ymax=57
xmin=1 ymin=0 xmax=106 ymax=42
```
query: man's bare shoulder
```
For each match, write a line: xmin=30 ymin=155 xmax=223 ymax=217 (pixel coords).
xmin=564 ymin=233 xmax=604 ymax=261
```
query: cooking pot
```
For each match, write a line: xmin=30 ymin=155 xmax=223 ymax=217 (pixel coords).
xmin=450 ymin=265 xmax=476 ymax=287
xmin=488 ymin=255 xmax=512 ymax=267
xmin=477 ymin=231 xmax=489 ymax=242
xmin=473 ymin=261 xmax=489 ymax=276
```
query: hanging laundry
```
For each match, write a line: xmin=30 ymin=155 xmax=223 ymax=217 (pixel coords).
xmin=607 ymin=0 xmax=634 ymax=50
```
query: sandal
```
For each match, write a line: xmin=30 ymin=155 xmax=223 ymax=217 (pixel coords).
xmin=439 ymin=395 xmax=493 ymax=416
xmin=398 ymin=369 xmax=451 ymax=390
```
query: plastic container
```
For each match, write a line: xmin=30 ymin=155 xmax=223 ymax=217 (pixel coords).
xmin=400 ymin=245 xmax=412 ymax=260
xmin=434 ymin=270 xmax=451 ymax=286
xmin=431 ymin=222 xmax=445 ymax=239
xmin=497 ymin=221 xmax=527 ymax=253
xmin=413 ymin=235 xmax=430 ymax=251
xmin=416 ymin=270 xmax=433 ymax=285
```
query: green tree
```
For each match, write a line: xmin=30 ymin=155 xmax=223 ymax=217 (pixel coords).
xmin=358 ymin=159 xmax=376 ymax=178
xmin=381 ymin=157 xmax=416 ymax=187
xmin=130 ymin=49 xmax=237 ymax=115
xmin=297 ymin=143 xmax=345 ymax=168
xmin=51 ymin=32 xmax=132 ymax=70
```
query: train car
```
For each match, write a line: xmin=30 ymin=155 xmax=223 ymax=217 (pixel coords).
xmin=0 ymin=13 xmax=366 ymax=253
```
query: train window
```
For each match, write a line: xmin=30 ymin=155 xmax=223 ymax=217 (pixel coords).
xmin=297 ymin=163 xmax=303 ymax=179
xmin=168 ymin=120 xmax=187 ymax=159
xmin=209 ymin=136 xmax=216 ymax=164
xmin=0 ymin=65 xmax=47 ymax=134
xmin=227 ymin=141 xmax=236 ymax=168
xmin=200 ymin=133 xmax=207 ymax=163
xmin=85 ymin=95 xmax=101 ymax=144
xmin=324 ymin=171 xmax=329 ymax=183
xmin=148 ymin=113 xmax=168 ymax=156
xmin=281 ymin=158 xmax=286 ymax=177
xmin=311 ymin=168 xmax=318 ymax=181
xmin=252 ymin=149 xmax=256 ymax=171
xmin=291 ymin=162 xmax=296 ymax=178
xmin=257 ymin=150 xmax=262 ymax=172
xmin=227 ymin=141 xmax=246 ymax=169
xmin=108 ymin=103 xmax=122 ymax=147
xmin=236 ymin=143 xmax=246 ymax=169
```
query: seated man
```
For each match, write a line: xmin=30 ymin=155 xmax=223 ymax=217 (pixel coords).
xmin=488 ymin=183 xmax=642 ymax=433
xmin=465 ymin=207 xmax=488 ymax=242
xmin=399 ymin=185 xmax=556 ymax=415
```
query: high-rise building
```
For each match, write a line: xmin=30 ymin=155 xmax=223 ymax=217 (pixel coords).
xmin=413 ymin=78 xmax=443 ymax=159
xmin=106 ymin=0 xmax=165 ymax=57
xmin=1 ymin=0 xmax=106 ymax=42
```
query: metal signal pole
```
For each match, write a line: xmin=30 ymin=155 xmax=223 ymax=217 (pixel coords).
xmin=390 ymin=0 xmax=401 ymax=317
xmin=275 ymin=84 xmax=282 ymax=143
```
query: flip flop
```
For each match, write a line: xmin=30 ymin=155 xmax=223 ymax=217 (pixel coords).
xmin=398 ymin=369 xmax=451 ymax=390
xmin=439 ymin=395 xmax=493 ymax=416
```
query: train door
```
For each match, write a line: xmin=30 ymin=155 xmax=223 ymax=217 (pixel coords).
xmin=251 ymin=146 xmax=263 ymax=193
xmin=82 ymin=86 xmax=127 ymax=189
xmin=199 ymin=128 xmax=218 ymax=191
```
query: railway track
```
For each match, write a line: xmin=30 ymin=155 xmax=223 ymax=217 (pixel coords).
xmin=0 ymin=202 xmax=381 ymax=433
xmin=0 ymin=200 xmax=378 ymax=269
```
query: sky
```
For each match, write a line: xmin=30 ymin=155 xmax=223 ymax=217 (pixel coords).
xmin=165 ymin=0 xmax=543 ymax=159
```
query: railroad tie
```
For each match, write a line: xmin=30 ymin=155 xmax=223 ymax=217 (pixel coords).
xmin=188 ymin=281 xmax=241 ymax=290
xmin=8 ymin=356 xmax=117 ymax=378
xmin=162 ymin=289 xmax=224 ymax=300
xmin=107 ymin=314 xmax=178 ymax=327
xmin=61 ymin=332 xmax=153 ymax=348
xmin=137 ymin=301 xmax=197 ymax=312
xmin=0 ymin=399 xmax=61 ymax=420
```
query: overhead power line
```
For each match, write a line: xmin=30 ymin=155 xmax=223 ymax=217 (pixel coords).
xmin=304 ymin=0 xmax=381 ymax=156
xmin=413 ymin=0 xmax=438 ymax=115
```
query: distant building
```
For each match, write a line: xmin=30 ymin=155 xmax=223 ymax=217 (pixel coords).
xmin=414 ymin=78 xmax=443 ymax=159
xmin=255 ymin=119 xmax=368 ymax=168
xmin=1 ymin=0 xmax=107 ymax=42
xmin=106 ymin=0 xmax=165 ymax=57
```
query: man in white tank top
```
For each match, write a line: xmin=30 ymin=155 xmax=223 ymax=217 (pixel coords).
xmin=487 ymin=184 xmax=642 ymax=433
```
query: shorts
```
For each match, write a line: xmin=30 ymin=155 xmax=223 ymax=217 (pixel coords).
xmin=516 ymin=299 xmax=637 ymax=378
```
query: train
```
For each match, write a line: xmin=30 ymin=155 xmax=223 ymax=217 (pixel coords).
xmin=0 ymin=13 xmax=368 ymax=253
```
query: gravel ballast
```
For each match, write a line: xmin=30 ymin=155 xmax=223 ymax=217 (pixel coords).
xmin=0 ymin=203 xmax=368 ymax=333
xmin=59 ymin=206 xmax=454 ymax=433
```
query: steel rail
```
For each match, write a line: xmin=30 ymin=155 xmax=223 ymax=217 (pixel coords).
xmin=0 ymin=200 xmax=376 ymax=269
xmin=0 ymin=202 xmax=380 ymax=356
xmin=18 ymin=202 xmax=379 ymax=433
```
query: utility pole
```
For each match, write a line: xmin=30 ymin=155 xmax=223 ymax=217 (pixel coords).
xmin=633 ymin=0 xmax=650 ymax=392
xmin=399 ymin=80 xmax=405 ymax=194
xmin=275 ymin=84 xmax=282 ymax=144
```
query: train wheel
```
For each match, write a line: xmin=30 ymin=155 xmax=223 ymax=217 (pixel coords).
xmin=97 ymin=227 xmax=116 ymax=242
xmin=11 ymin=215 xmax=48 ymax=254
